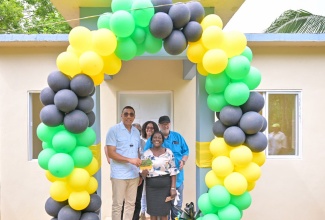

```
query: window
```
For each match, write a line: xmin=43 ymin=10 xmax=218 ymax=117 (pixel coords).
xmin=28 ymin=91 xmax=43 ymax=160
xmin=261 ymin=90 xmax=302 ymax=158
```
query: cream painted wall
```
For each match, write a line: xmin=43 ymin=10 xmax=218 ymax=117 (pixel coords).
xmin=1 ymin=45 xmax=325 ymax=219
xmin=100 ymin=60 xmax=197 ymax=220
xmin=0 ymin=46 xmax=66 ymax=220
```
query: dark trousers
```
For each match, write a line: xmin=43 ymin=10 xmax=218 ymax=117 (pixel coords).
xmin=121 ymin=180 xmax=144 ymax=220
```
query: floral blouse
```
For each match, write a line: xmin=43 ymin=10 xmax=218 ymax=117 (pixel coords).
xmin=142 ymin=148 xmax=179 ymax=177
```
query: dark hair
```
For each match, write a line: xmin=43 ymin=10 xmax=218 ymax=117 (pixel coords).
xmin=151 ymin=131 xmax=165 ymax=143
xmin=122 ymin=106 xmax=135 ymax=113
xmin=141 ymin=121 xmax=159 ymax=139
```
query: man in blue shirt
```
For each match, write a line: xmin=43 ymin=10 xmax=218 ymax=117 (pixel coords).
xmin=144 ymin=115 xmax=189 ymax=220
xmin=105 ymin=106 xmax=142 ymax=220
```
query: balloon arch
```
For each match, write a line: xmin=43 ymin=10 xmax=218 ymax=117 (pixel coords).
xmin=37 ymin=0 xmax=267 ymax=219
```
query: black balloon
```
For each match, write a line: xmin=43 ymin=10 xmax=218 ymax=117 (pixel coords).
xmin=168 ymin=3 xmax=190 ymax=29
xmin=186 ymin=1 xmax=205 ymax=22
xmin=83 ymin=194 xmax=102 ymax=212
xmin=77 ymin=96 xmax=94 ymax=114
xmin=87 ymin=111 xmax=96 ymax=127
xmin=163 ymin=30 xmax=188 ymax=55
xmin=149 ymin=12 xmax=173 ymax=39
xmin=47 ymin=70 xmax=70 ymax=92
xmin=40 ymin=87 xmax=55 ymax=106
xmin=240 ymin=91 xmax=265 ymax=113
xmin=151 ymin=0 xmax=172 ymax=13
xmin=182 ymin=21 xmax=202 ymax=42
xmin=245 ymin=132 xmax=268 ymax=152
xmin=45 ymin=197 xmax=67 ymax=217
xmin=40 ymin=104 xmax=64 ymax=126
xmin=212 ymin=120 xmax=228 ymax=137
xmin=239 ymin=111 xmax=264 ymax=135
xmin=260 ymin=116 xmax=268 ymax=132
xmin=57 ymin=205 xmax=81 ymax=220
xmin=64 ymin=110 xmax=89 ymax=133
xmin=219 ymin=106 xmax=242 ymax=126
xmin=70 ymin=74 xmax=95 ymax=97
xmin=80 ymin=212 xmax=100 ymax=220
xmin=223 ymin=126 xmax=246 ymax=146
xmin=54 ymin=89 xmax=78 ymax=113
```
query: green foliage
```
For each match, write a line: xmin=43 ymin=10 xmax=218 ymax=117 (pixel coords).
xmin=265 ymin=9 xmax=325 ymax=33
xmin=0 ymin=0 xmax=71 ymax=34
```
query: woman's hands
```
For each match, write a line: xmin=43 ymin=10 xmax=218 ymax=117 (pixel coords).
xmin=170 ymin=188 xmax=177 ymax=199
xmin=141 ymin=169 xmax=149 ymax=179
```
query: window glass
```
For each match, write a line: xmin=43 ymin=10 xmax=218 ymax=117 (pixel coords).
xmin=28 ymin=92 xmax=42 ymax=160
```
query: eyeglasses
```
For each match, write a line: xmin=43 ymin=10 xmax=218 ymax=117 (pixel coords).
xmin=123 ymin=112 xmax=135 ymax=117
xmin=146 ymin=127 xmax=154 ymax=130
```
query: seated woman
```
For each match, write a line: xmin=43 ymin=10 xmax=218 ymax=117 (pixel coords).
xmin=140 ymin=131 xmax=179 ymax=220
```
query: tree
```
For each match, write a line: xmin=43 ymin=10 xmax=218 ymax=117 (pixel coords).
xmin=265 ymin=9 xmax=325 ymax=33
xmin=0 ymin=0 xmax=71 ymax=34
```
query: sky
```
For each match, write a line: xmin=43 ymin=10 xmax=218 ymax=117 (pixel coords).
xmin=224 ymin=0 xmax=325 ymax=33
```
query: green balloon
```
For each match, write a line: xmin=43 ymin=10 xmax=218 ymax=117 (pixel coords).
xmin=115 ymin=37 xmax=137 ymax=61
xmin=131 ymin=0 xmax=154 ymax=27
xmin=75 ymin=127 xmax=96 ymax=147
xmin=241 ymin=46 xmax=253 ymax=62
xmin=48 ymin=153 xmax=74 ymax=178
xmin=218 ymin=204 xmax=241 ymax=220
xmin=207 ymin=93 xmax=228 ymax=112
xmin=70 ymin=146 xmax=93 ymax=168
xmin=224 ymin=82 xmax=250 ymax=106
xmin=97 ymin=12 xmax=113 ymax=30
xmin=202 ymin=213 xmax=220 ymax=220
xmin=238 ymin=66 xmax=261 ymax=90
xmin=131 ymin=26 xmax=146 ymax=44
xmin=42 ymin=141 xmax=53 ymax=149
xmin=110 ymin=10 xmax=135 ymax=38
xmin=225 ymin=55 xmax=251 ymax=80
xmin=52 ymin=130 xmax=77 ymax=153
xmin=37 ymin=123 xmax=63 ymax=143
xmin=230 ymin=191 xmax=252 ymax=210
xmin=38 ymin=148 xmax=56 ymax=170
xmin=144 ymin=30 xmax=162 ymax=54
xmin=135 ymin=43 xmax=146 ymax=56
xmin=111 ymin=0 xmax=133 ymax=12
xmin=198 ymin=193 xmax=219 ymax=215
xmin=205 ymin=72 xmax=230 ymax=95
xmin=208 ymin=185 xmax=231 ymax=208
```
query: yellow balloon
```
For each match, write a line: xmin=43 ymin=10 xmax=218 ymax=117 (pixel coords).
xmin=84 ymin=157 xmax=99 ymax=176
xmin=220 ymin=31 xmax=247 ymax=58
xmin=86 ymin=177 xmax=98 ymax=194
xmin=69 ymin=26 xmax=92 ymax=52
xmin=56 ymin=51 xmax=81 ymax=77
xmin=252 ymin=152 xmax=266 ymax=166
xmin=236 ymin=162 xmax=261 ymax=182
xmin=92 ymin=29 xmax=117 ymax=56
xmin=79 ymin=51 xmax=104 ymax=76
xmin=50 ymin=181 xmax=71 ymax=202
xmin=196 ymin=62 xmax=209 ymax=76
xmin=45 ymin=170 xmax=66 ymax=182
xmin=200 ymin=14 xmax=223 ymax=30
xmin=187 ymin=40 xmax=207 ymax=64
xmin=202 ymin=49 xmax=228 ymax=74
xmin=205 ymin=170 xmax=224 ymax=188
xmin=68 ymin=168 xmax=90 ymax=191
xmin=91 ymin=72 xmax=105 ymax=86
xmin=224 ymin=172 xmax=247 ymax=195
xmin=201 ymin=26 xmax=224 ymax=50
xmin=67 ymin=45 xmax=82 ymax=57
xmin=69 ymin=191 xmax=90 ymax=210
xmin=209 ymin=137 xmax=231 ymax=157
xmin=102 ymin=53 xmax=122 ymax=75
xmin=247 ymin=181 xmax=256 ymax=191
xmin=212 ymin=156 xmax=234 ymax=177
xmin=229 ymin=145 xmax=253 ymax=167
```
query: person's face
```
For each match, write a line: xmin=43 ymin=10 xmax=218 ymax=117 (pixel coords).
xmin=273 ymin=127 xmax=280 ymax=133
xmin=121 ymin=109 xmax=135 ymax=126
xmin=159 ymin=122 xmax=170 ymax=135
xmin=146 ymin=123 xmax=155 ymax=137
xmin=152 ymin=132 xmax=163 ymax=147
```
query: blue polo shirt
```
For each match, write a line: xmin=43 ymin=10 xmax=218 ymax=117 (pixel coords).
xmin=106 ymin=122 xmax=141 ymax=179
xmin=144 ymin=130 xmax=189 ymax=187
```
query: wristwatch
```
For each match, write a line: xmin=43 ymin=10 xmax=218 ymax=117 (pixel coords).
xmin=181 ymin=160 xmax=186 ymax=165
